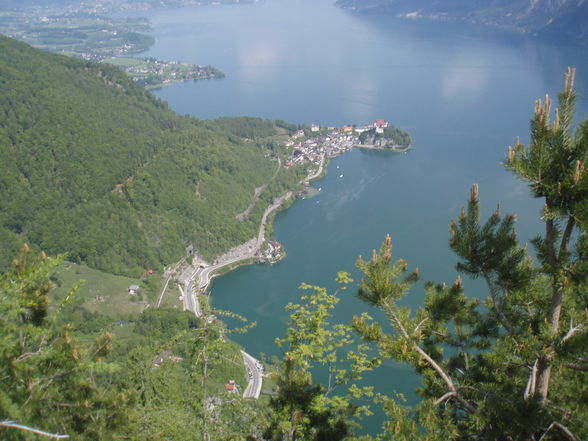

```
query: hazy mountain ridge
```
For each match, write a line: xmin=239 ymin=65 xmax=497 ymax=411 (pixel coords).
xmin=335 ymin=0 xmax=588 ymax=46
xmin=0 ymin=0 xmax=251 ymax=13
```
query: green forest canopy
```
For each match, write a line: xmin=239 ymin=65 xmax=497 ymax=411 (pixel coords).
xmin=0 ymin=35 xmax=303 ymax=276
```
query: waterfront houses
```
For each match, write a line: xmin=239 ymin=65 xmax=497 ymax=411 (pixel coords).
xmin=283 ymin=119 xmax=401 ymax=167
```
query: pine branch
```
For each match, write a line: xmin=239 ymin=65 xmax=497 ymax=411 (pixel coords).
xmin=433 ymin=391 xmax=456 ymax=406
xmin=0 ymin=420 xmax=69 ymax=439
xmin=381 ymin=300 xmax=476 ymax=414
xmin=32 ymin=369 xmax=74 ymax=391
xmin=559 ymin=217 xmax=576 ymax=259
xmin=381 ymin=299 xmax=409 ymax=340
xmin=413 ymin=317 xmax=429 ymax=334
xmin=15 ymin=349 xmax=42 ymax=362
xmin=16 ymin=335 xmax=48 ymax=362
xmin=482 ymin=273 xmax=514 ymax=334
xmin=537 ymin=422 xmax=579 ymax=441
xmin=545 ymin=217 xmax=558 ymax=267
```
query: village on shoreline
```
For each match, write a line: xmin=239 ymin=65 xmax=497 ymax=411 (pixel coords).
xmin=284 ymin=118 xmax=412 ymax=169
xmin=252 ymin=119 xmax=412 ymax=265
xmin=155 ymin=118 xmax=411 ymax=396
xmin=167 ymin=118 xmax=411 ymax=293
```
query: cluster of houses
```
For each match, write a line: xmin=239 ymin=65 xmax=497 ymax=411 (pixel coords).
xmin=349 ymin=119 xmax=389 ymax=134
xmin=284 ymin=119 xmax=390 ymax=167
xmin=259 ymin=241 xmax=284 ymax=264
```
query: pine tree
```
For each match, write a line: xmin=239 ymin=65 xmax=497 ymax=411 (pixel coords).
xmin=504 ymin=67 xmax=588 ymax=407
xmin=0 ymin=245 xmax=129 ymax=440
xmin=351 ymin=69 xmax=588 ymax=440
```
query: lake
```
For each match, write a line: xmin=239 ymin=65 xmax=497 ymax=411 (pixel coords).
xmin=133 ymin=0 xmax=588 ymax=431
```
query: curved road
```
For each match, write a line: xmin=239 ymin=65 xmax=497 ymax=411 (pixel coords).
xmin=164 ymin=155 xmax=323 ymax=399
xmin=179 ymin=274 xmax=263 ymax=398
xmin=241 ymin=351 xmax=263 ymax=399
xmin=194 ymin=190 xmax=293 ymax=293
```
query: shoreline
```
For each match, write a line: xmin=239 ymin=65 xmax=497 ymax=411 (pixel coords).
xmin=158 ymin=127 xmax=406 ymax=399
xmin=162 ymin=117 xmax=411 ymax=300
xmin=354 ymin=143 xmax=411 ymax=153
xmin=163 ymin=154 xmax=326 ymax=302
xmin=195 ymin=157 xmax=326 ymax=291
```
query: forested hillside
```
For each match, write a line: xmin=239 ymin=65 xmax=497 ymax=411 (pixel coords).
xmin=0 ymin=35 xmax=302 ymax=276
xmin=335 ymin=0 xmax=588 ymax=47
xmin=0 ymin=248 xmax=265 ymax=441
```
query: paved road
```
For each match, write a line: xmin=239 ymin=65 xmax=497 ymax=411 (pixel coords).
xmin=304 ymin=155 xmax=325 ymax=183
xmin=155 ymin=157 xmax=325 ymax=401
xmin=177 ymin=265 xmax=203 ymax=317
xmin=177 ymin=266 xmax=262 ymax=397
xmin=241 ymin=351 xmax=263 ymax=399
xmin=160 ymin=157 xmax=311 ymax=398
xmin=183 ymin=281 xmax=202 ymax=317
xmin=236 ymin=157 xmax=281 ymax=221
xmin=191 ymin=191 xmax=293 ymax=293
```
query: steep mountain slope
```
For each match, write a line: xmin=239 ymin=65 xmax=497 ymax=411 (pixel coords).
xmin=0 ymin=35 xmax=300 ymax=275
xmin=335 ymin=0 xmax=588 ymax=47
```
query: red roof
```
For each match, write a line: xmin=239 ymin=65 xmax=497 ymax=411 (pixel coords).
xmin=225 ymin=380 xmax=236 ymax=391
xmin=375 ymin=119 xmax=388 ymax=127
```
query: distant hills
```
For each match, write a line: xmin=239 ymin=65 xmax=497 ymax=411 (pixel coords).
xmin=335 ymin=0 xmax=588 ymax=47
xmin=0 ymin=35 xmax=300 ymax=276
xmin=0 ymin=0 xmax=251 ymax=12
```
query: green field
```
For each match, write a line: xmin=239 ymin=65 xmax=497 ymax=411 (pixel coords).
xmin=51 ymin=262 xmax=153 ymax=317
xmin=160 ymin=282 xmax=184 ymax=309
xmin=105 ymin=56 xmax=144 ymax=67
xmin=0 ymin=14 xmax=153 ymax=59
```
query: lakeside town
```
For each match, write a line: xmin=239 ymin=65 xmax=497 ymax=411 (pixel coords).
xmin=284 ymin=119 xmax=412 ymax=169
xmin=256 ymin=118 xmax=411 ymax=265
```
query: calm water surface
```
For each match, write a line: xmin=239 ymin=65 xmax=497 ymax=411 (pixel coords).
xmin=134 ymin=0 xmax=588 ymax=430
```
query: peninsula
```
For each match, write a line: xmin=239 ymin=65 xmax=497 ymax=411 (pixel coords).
xmin=104 ymin=57 xmax=225 ymax=89
xmin=160 ymin=118 xmax=411 ymax=304
xmin=0 ymin=1 xmax=227 ymax=88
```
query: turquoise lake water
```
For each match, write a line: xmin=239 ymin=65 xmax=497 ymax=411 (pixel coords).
xmin=132 ymin=0 xmax=588 ymax=431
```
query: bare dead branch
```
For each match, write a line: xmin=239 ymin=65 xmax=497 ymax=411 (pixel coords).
xmin=0 ymin=420 xmax=69 ymax=439
xmin=433 ymin=391 xmax=456 ymax=406
xmin=562 ymin=319 xmax=583 ymax=344
xmin=524 ymin=359 xmax=538 ymax=400
xmin=565 ymin=362 xmax=588 ymax=371
xmin=15 ymin=350 xmax=42 ymax=362
xmin=538 ymin=422 xmax=579 ymax=441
